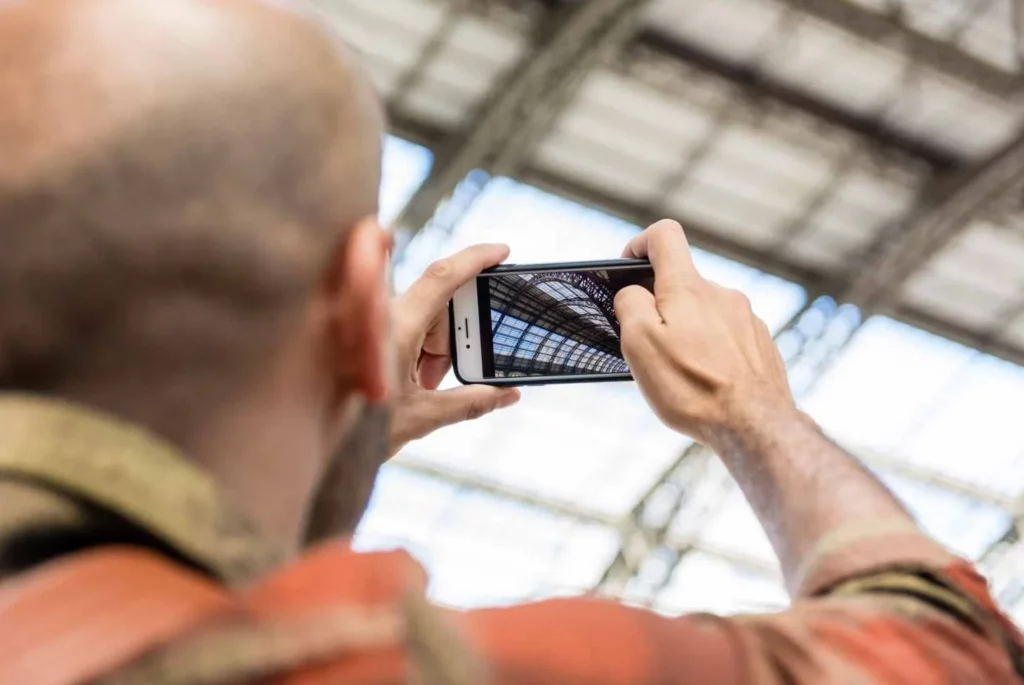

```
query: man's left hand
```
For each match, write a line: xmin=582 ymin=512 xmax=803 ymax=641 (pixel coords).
xmin=389 ymin=244 xmax=521 ymax=455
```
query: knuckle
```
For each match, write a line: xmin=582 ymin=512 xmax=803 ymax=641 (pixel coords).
xmin=464 ymin=399 xmax=490 ymax=422
xmin=664 ymin=280 xmax=696 ymax=298
xmin=724 ymin=288 xmax=753 ymax=311
xmin=424 ymin=258 xmax=454 ymax=281
xmin=658 ymin=277 xmax=699 ymax=301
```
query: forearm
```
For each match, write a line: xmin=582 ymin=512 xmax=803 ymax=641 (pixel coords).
xmin=709 ymin=397 xmax=933 ymax=596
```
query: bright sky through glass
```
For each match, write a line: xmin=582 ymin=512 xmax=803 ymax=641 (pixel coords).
xmin=359 ymin=137 xmax=1024 ymax=620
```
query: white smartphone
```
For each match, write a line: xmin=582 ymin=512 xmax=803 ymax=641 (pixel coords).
xmin=450 ymin=259 xmax=655 ymax=386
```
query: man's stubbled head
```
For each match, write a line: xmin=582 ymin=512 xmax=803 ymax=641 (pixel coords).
xmin=0 ymin=0 xmax=395 ymax=546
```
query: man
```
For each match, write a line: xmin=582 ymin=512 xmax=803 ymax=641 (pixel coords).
xmin=0 ymin=0 xmax=1021 ymax=683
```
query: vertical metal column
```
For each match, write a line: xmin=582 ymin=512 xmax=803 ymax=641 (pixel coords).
xmin=391 ymin=0 xmax=653 ymax=258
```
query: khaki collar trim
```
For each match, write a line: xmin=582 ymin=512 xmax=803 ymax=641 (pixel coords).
xmin=0 ymin=395 xmax=283 ymax=585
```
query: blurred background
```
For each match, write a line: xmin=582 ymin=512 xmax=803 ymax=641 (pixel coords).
xmin=321 ymin=0 xmax=1024 ymax=621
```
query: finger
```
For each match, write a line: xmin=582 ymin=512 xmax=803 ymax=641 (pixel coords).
xmin=614 ymin=284 xmax=661 ymax=331
xmin=623 ymin=220 xmax=699 ymax=296
xmin=422 ymin=307 xmax=450 ymax=358
xmin=405 ymin=244 xmax=510 ymax=328
xmin=418 ymin=385 xmax=521 ymax=435
xmin=418 ymin=352 xmax=451 ymax=391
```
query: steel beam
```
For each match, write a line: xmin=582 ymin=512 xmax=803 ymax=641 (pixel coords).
xmin=391 ymin=456 xmax=781 ymax=578
xmin=1015 ymin=0 xmax=1024 ymax=69
xmin=519 ymin=167 xmax=831 ymax=288
xmin=515 ymin=165 xmax=1024 ymax=369
xmin=391 ymin=457 xmax=620 ymax=526
xmin=636 ymin=28 xmax=961 ymax=171
xmin=889 ymin=303 xmax=1024 ymax=368
xmin=597 ymin=442 xmax=717 ymax=595
xmin=850 ymin=444 xmax=1019 ymax=510
xmin=775 ymin=0 xmax=1022 ymax=97
xmin=384 ymin=4 xmax=1024 ymax=371
xmin=392 ymin=0 xmax=652 ymax=243
xmin=842 ymin=128 xmax=1024 ymax=313
xmin=384 ymin=18 xmax=1024 ymax=370
xmin=978 ymin=498 xmax=1024 ymax=608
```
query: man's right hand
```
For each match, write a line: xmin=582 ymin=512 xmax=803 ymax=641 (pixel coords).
xmin=614 ymin=221 xmax=989 ymax=629
xmin=614 ymin=220 xmax=797 ymax=448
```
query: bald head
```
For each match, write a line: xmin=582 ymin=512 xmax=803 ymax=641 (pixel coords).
xmin=0 ymin=0 xmax=384 ymax=417
xmin=1 ymin=0 xmax=383 ymax=183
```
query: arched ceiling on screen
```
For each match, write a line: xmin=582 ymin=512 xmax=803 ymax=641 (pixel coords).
xmin=320 ymin=0 xmax=1024 ymax=621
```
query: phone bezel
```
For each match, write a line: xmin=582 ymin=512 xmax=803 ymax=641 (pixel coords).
xmin=450 ymin=258 xmax=651 ymax=387
xmin=451 ymin=277 xmax=485 ymax=381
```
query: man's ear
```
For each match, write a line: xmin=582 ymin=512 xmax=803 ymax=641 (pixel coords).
xmin=327 ymin=216 xmax=391 ymax=404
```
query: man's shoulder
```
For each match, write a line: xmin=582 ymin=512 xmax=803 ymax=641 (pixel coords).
xmin=0 ymin=547 xmax=231 ymax=684
xmin=0 ymin=543 xmax=481 ymax=685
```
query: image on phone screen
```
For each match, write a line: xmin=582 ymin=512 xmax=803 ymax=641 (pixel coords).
xmin=453 ymin=261 xmax=655 ymax=384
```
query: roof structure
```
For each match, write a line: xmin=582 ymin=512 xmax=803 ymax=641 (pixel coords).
xmin=319 ymin=0 xmax=1024 ymax=622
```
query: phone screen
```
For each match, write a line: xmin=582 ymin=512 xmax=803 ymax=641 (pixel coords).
xmin=475 ymin=263 xmax=655 ymax=381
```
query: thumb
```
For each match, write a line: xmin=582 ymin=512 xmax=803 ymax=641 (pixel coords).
xmin=422 ymin=385 xmax=521 ymax=434
xmin=418 ymin=353 xmax=452 ymax=391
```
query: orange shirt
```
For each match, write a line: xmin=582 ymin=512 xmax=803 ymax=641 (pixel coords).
xmin=0 ymin=396 xmax=1021 ymax=684
xmin=2 ymin=543 xmax=1021 ymax=685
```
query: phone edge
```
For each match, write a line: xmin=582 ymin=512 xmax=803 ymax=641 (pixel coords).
xmin=449 ymin=258 xmax=649 ymax=387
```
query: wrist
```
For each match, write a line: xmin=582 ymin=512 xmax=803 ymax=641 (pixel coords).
xmin=703 ymin=389 xmax=809 ymax=456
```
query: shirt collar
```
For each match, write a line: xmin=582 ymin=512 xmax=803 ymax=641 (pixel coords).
xmin=0 ymin=394 xmax=283 ymax=585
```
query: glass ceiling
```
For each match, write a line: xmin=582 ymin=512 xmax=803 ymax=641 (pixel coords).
xmin=357 ymin=136 xmax=1024 ymax=623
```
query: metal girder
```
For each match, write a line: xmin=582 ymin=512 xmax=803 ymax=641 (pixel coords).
xmin=392 ymin=0 xmax=652 ymax=243
xmin=842 ymin=127 xmax=1024 ymax=313
xmin=596 ymin=442 xmax=716 ymax=595
xmin=776 ymin=0 xmax=1022 ymax=97
xmin=890 ymin=304 xmax=1024 ymax=368
xmin=978 ymin=502 xmax=1024 ymax=609
xmin=384 ymin=6 xmax=1024 ymax=369
xmin=636 ymin=28 xmax=961 ymax=171
xmin=391 ymin=456 xmax=780 ymax=578
xmin=519 ymin=167 xmax=831 ymax=287
xmin=391 ymin=457 xmax=620 ymax=526
xmin=385 ymin=2 xmax=1024 ymax=373
xmin=509 ymin=164 xmax=1024 ymax=370
xmin=1015 ymin=0 xmax=1024 ymax=69
xmin=852 ymin=444 xmax=1019 ymax=510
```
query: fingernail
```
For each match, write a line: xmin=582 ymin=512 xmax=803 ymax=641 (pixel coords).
xmin=498 ymin=389 xmax=521 ymax=408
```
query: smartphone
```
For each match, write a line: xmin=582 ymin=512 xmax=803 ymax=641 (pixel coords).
xmin=450 ymin=259 xmax=655 ymax=386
